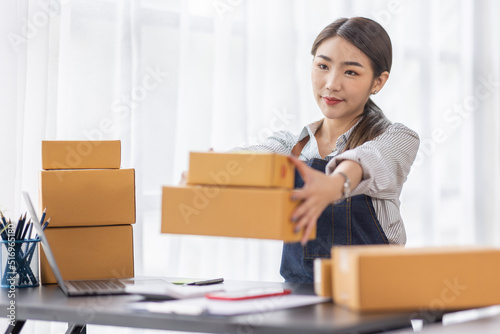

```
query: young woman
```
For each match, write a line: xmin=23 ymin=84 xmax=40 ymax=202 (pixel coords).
xmin=234 ymin=17 xmax=420 ymax=283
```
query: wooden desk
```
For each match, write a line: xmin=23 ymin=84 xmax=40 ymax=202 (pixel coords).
xmin=1 ymin=279 xmax=426 ymax=334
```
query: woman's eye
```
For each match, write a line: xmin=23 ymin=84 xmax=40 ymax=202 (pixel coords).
xmin=318 ymin=64 xmax=328 ymax=70
xmin=345 ymin=70 xmax=358 ymax=76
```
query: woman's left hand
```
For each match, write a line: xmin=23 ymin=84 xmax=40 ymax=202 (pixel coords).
xmin=288 ymin=155 xmax=343 ymax=245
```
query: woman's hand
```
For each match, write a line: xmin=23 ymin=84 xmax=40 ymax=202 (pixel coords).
xmin=180 ymin=148 xmax=214 ymax=185
xmin=288 ymin=155 xmax=344 ymax=245
xmin=180 ymin=171 xmax=188 ymax=185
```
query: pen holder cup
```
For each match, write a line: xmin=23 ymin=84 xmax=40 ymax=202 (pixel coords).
xmin=1 ymin=239 xmax=40 ymax=288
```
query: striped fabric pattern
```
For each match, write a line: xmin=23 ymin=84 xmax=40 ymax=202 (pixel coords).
xmin=233 ymin=119 xmax=420 ymax=245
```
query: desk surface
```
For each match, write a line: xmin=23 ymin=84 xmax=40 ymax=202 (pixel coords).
xmin=389 ymin=306 xmax=500 ymax=334
xmin=1 ymin=279 xmax=422 ymax=334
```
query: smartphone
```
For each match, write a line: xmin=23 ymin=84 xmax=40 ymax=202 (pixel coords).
xmin=205 ymin=288 xmax=291 ymax=301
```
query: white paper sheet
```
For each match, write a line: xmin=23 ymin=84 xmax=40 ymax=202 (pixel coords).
xmin=130 ymin=294 xmax=331 ymax=316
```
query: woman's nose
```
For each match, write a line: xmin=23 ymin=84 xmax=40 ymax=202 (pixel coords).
xmin=325 ymin=71 xmax=341 ymax=91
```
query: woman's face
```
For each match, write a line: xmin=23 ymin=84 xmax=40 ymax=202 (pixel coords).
xmin=311 ymin=36 xmax=381 ymax=123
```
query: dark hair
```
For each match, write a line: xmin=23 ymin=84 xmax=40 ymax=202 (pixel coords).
xmin=311 ymin=17 xmax=392 ymax=151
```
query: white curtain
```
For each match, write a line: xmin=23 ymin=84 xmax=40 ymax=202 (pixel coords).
xmin=1 ymin=0 xmax=500 ymax=320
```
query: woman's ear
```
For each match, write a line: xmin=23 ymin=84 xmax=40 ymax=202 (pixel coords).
xmin=372 ymin=71 xmax=390 ymax=94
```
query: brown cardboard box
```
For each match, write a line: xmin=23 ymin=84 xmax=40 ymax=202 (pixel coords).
xmin=314 ymin=258 xmax=333 ymax=297
xmin=332 ymin=245 xmax=500 ymax=312
xmin=40 ymin=225 xmax=134 ymax=284
xmin=42 ymin=140 xmax=121 ymax=170
xmin=161 ymin=185 xmax=314 ymax=242
xmin=39 ymin=169 xmax=136 ymax=227
xmin=187 ymin=152 xmax=295 ymax=189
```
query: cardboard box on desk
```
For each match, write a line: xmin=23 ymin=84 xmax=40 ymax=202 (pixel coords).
xmin=161 ymin=185 xmax=314 ymax=242
xmin=332 ymin=245 xmax=500 ymax=312
xmin=42 ymin=140 xmax=121 ymax=170
xmin=314 ymin=258 xmax=333 ymax=298
xmin=40 ymin=225 xmax=134 ymax=284
xmin=187 ymin=152 xmax=295 ymax=189
xmin=39 ymin=168 xmax=136 ymax=227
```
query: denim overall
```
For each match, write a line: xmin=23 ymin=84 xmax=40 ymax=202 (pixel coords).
xmin=280 ymin=157 xmax=389 ymax=283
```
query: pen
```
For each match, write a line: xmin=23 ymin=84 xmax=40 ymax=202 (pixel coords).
xmin=186 ymin=278 xmax=224 ymax=286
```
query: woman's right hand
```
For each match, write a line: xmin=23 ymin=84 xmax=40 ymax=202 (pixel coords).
xmin=180 ymin=171 xmax=188 ymax=185
xmin=180 ymin=148 xmax=213 ymax=185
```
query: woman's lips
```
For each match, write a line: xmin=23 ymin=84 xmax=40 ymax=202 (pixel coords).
xmin=322 ymin=96 xmax=343 ymax=106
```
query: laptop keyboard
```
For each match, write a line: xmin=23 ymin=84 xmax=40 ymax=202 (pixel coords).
xmin=67 ymin=279 xmax=126 ymax=292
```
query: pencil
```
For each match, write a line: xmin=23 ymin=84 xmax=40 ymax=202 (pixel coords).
xmin=0 ymin=211 xmax=7 ymax=226
xmin=0 ymin=212 xmax=8 ymax=240
xmin=20 ymin=214 xmax=30 ymax=240
xmin=0 ymin=225 xmax=8 ymax=236
xmin=15 ymin=214 xmax=24 ymax=240
xmin=41 ymin=217 xmax=50 ymax=231
xmin=39 ymin=208 xmax=47 ymax=226
xmin=26 ymin=219 xmax=33 ymax=240
xmin=0 ymin=223 xmax=6 ymax=240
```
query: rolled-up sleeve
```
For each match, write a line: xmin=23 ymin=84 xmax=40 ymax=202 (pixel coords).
xmin=229 ymin=130 xmax=298 ymax=155
xmin=325 ymin=123 xmax=420 ymax=199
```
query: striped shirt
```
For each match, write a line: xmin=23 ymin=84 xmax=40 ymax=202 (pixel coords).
xmin=234 ymin=119 xmax=420 ymax=245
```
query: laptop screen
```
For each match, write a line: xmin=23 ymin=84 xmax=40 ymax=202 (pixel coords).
xmin=22 ymin=191 xmax=69 ymax=294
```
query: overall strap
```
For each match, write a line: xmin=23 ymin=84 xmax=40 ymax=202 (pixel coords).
xmin=291 ymin=136 xmax=310 ymax=157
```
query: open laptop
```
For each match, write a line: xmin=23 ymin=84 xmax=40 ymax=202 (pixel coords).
xmin=22 ymin=191 xmax=146 ymax=296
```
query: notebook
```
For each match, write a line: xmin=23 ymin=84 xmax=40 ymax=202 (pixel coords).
xmin=22 ymin=191 xmax=165 ymax=296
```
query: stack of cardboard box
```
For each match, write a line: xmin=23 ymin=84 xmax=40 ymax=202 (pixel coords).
xmin=161 ymin=152 xmax=315 ymax=242
xmin=39 ymin=140 xmax=135 ymax=284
